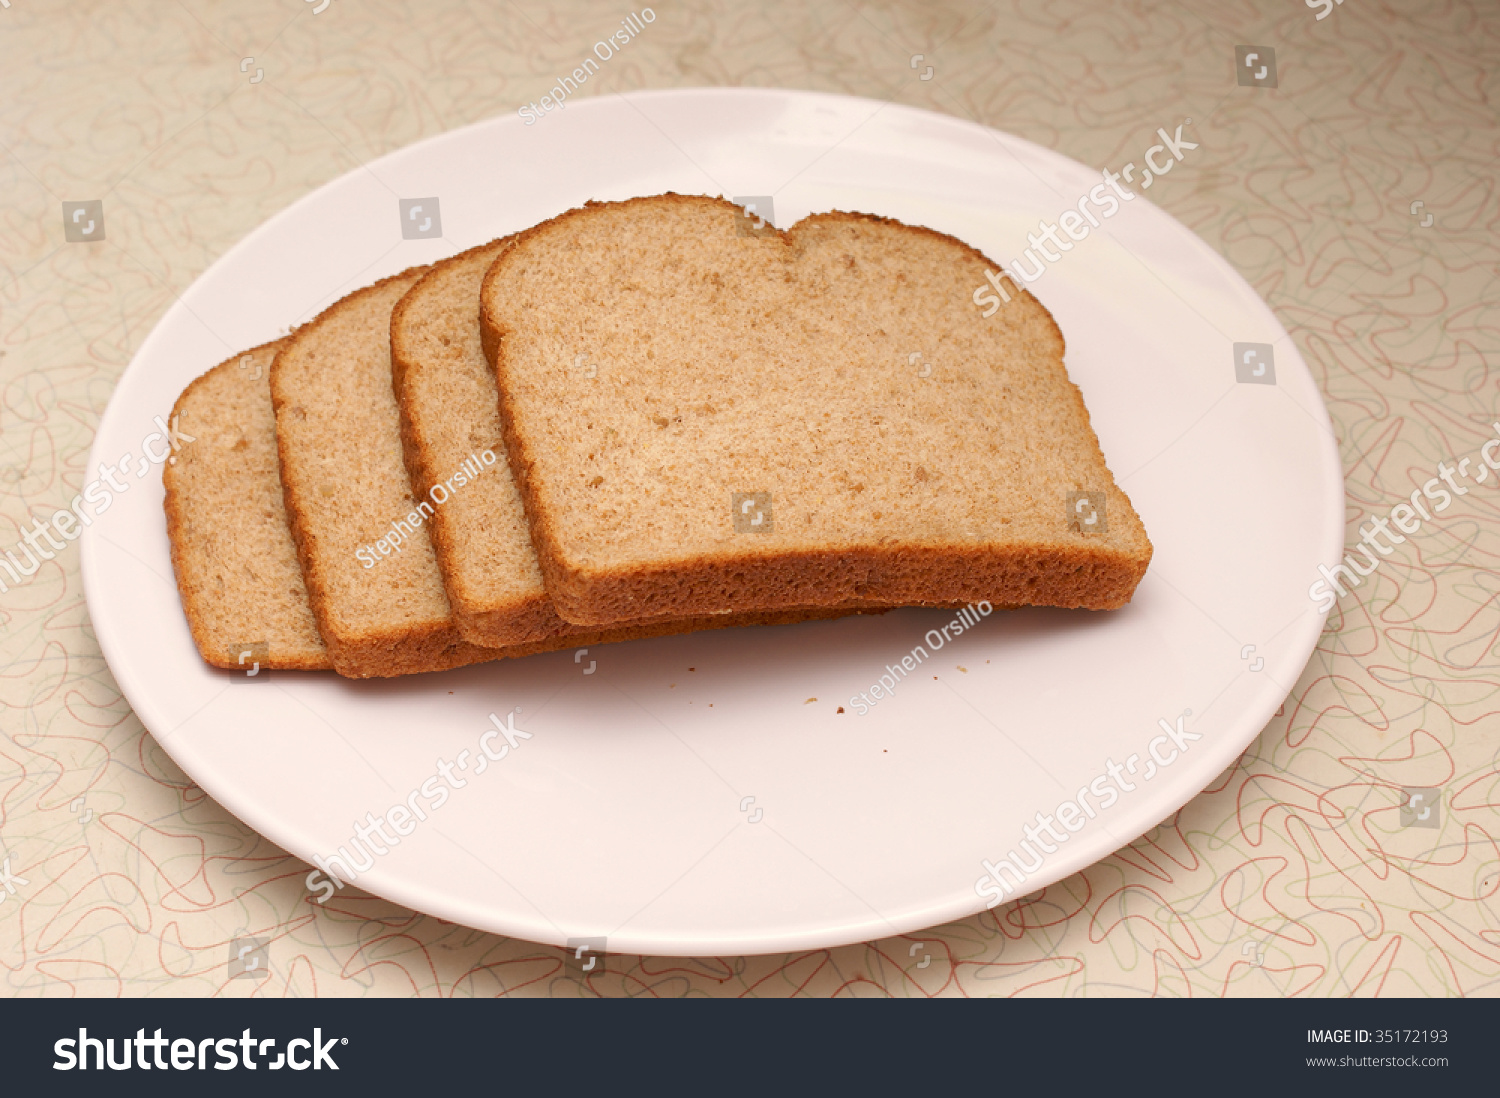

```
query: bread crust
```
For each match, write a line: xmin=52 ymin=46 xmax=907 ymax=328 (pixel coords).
xmin=480 ymin=194 xmax=1153 ymax=626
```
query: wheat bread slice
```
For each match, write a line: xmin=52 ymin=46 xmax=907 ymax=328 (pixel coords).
xmin=163 ymin=340 xmax=331 ymax=671
xmin=480 ymin=194 xmax=1153 ymax=626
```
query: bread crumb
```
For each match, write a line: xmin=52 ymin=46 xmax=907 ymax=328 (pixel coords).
xmin=837 ymin=706 xmax=845 ymax=714
xmin=958 ymin=666 xmax=967 ymax=673
xmin=805 ymin=697 xmax=817 ymax=704
xmin=688 ymin=667 xmax=695 ymax=671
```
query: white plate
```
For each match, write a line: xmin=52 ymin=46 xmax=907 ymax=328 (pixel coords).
xmin=81 ymin=88 xmax=1343 ymax=957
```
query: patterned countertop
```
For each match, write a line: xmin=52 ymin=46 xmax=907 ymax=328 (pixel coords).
xmin=1 ymin=0 xmax=1496 ymax=996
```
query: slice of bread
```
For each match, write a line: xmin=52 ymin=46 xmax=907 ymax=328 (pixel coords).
xmin=163 ymin=340 xmax=331 ymax=671
xmin=390 ymin=238 xmax=560 ymax=646
xmin=481 ymin=194 xmax=1152 ymax=626
xmin=271 ymin=267 xmax=508 ymax=678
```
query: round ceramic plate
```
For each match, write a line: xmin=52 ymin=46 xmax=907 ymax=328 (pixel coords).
xmin=81 ymin=87 xmax=1342 ymax=957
